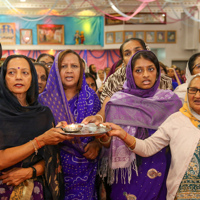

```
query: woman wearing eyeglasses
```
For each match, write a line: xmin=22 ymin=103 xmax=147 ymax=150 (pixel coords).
xmin=104 ymin=73 xmax=200 ymax=200
xmin=174 ymin=53 xmax=200 ymax=104
xmin=36 ymin=53 xmax=55 ymax=72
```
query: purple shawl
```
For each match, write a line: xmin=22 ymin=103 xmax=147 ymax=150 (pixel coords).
xmin=103 ymin=50 xmax=182 ymax=184
xmin=38 ymin=52 xmax=101 ymax=125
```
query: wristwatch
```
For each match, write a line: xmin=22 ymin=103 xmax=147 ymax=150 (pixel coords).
xmin=30 ymin=166 xmax=37 ymax=179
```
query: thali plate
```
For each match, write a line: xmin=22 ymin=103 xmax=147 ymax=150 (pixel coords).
xmin=60 ymin=123 xmax=111 ymax=137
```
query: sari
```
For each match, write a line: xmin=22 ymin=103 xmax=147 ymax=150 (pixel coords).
xmin=39 ymin=52 xmax=101 ymax=200
xmin=0 ymin=55 xmax=64 ymax=200
xmin=101 ymin=51 xmax=182 ymax=200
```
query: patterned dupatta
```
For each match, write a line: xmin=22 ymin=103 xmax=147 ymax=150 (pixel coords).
xmin=102 ymin=50 xmax=182 ymax=184
xmin=38 ymin=51 xmax=101 ymax=154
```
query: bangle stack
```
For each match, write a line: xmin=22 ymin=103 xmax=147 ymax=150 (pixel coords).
xmin=98 ymin=136 xmax=111 ymax=144
xmin=96 ymin=114 xmax=104 ymax=123
xmin=126 ymin=136 xmax=136 ymax=151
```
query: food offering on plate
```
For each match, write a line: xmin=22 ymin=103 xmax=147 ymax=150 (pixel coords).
xmin=61 ymin=123 xmax=111 ymax=137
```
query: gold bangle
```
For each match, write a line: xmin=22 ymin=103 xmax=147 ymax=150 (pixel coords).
xmin=126 ymin=137 xmax=136 ymax=151
xmin=98 ymin=136 xmax=111 ymax=144
xmin=96 ymin=114 xmax=104 ymax=123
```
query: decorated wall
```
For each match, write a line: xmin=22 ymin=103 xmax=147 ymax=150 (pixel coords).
xmin=2 ymin=49 xmax=121 ymax=70
xmin=0 ymin=15 xmax=104 ymax=46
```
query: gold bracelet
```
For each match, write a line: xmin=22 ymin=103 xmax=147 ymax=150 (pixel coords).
xmin=30 ymin=140 xmax=38 ymax=155
xmin=126 ymin=137 xmax=136 ymax=151
xmin=96 ymin=114 xmax=104 ymax=123
xmin=98 ymin=136 xmax=111 ymax=144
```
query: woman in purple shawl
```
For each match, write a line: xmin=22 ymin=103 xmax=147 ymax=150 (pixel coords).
xmin=98 ymin=50 xmax=182 ymax=200
xmin=38 ymin=50 xmax=101 ymax=200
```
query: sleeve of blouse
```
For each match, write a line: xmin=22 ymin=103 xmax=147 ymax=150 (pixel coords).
xmin=100 ymin=66 xmax=126 ymax=104
xmin=134 ymin=118 xmax=172 ymax=157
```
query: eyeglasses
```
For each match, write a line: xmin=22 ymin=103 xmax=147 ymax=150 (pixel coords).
xmin=187 ymin=87 xmax=200 ymax=94
xmin=192 ymin=63 xmax=200 ymax=71
xmin=40 ymin=61 xmax=53 ymax=68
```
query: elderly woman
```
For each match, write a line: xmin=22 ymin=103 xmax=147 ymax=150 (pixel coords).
xmin=174 ymin=52 xmax=200 ymax=104
xmin=39 ymin=50 xmax=101 ymax=199
xmin=105 ymin=73 xmax=200 ymax=200
xmin=0 ymin=55 xmax=72 ymax=199
xmin=97 ymin=51 xmax=182 ymax=200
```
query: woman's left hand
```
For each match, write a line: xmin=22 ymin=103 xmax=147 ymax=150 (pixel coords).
xmin=0 ymin=167 xmax=32 ymax=186
xmin=83 ymin=140 xmax=102 ymax=160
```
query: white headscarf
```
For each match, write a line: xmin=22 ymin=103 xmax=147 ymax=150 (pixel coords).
xmin=96 ymin=69 xmax=106 ymax=89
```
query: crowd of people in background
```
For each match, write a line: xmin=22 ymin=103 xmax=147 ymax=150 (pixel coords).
xmin=0 ymin=39 xmax=200 ymax=200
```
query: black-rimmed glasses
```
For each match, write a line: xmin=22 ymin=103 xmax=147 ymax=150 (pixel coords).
xmin=187 ymin=87 xmax=200 ymax=94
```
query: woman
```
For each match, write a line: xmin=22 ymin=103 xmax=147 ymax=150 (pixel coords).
xmin=98 ymin=51 xmax=182 ymax=200
xmin=39 ymin=50 xmax=101 ymax=199
xmin=104 ymin=73 xmax=200 ymax=200
xmin=83 ymin=38 xmax=172 ymax=125
xmin=96 ymin=69 xmax=106 ymax=89
xmin=89 ymin=64 xmax=97 ymax=79
xmin=85 ymin=72 xmax=98 ymax=92
xmin=0 ymin=55 xmax=72 ymax=200
xmin=36 ymin=53 xmax=55 ymax=72
xmin=34 ymin=62 xmax=49 ymax=94
xmin=174 ymin=52 xmax=200 ymax=104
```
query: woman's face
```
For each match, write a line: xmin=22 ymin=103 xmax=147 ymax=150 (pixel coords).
xmin=60 ymin=53 xmax=80 ymax=90
xmin=5 ymin=57 xmax=32 ymax=97
xmin=91 ymin=64 xmax=96 ymax=73
xmin=160 ymin=66 xmax=166 ymax=75
xmin=167 ymin=68 xmax=175 ymax=78
xmin=104 ymin=67 xmax=111 ymax=76
xmin=35 ymin=65 xmax=47 ymax=94
xmin=86 ymin=77 xmax=97 ymax=92
xmin=98 ymin=69 xmax=104 ymax=80
xmin=38 ymin=55 xmax=54 ymax=71
xmin=122 ymin=40 xmax=144 ymax=66
xmin=188 ymin=76 xmax=200 ymax=115
xmin=132 ymin=57 xmax=157 ymax=90
xmin=191 ymin=56 xmax=200 ymax=75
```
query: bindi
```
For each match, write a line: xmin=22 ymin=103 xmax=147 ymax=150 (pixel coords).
xmin=18 ymin=67 xmax=20 ymax=69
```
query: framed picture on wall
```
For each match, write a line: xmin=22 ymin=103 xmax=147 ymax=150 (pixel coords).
xmin=124 ymin=31 xmax=134 ymax=40
xmin=105 ymin=13 xmax=124 ymax=25
xmin=135 ymin=31 xmax=145 ymax=41
xmin=37 ymin=24 xmax=64 ymax=45
xmin=0 ymin=23 xmax=16 ymax=44
xmin=115 ymin=31 xmax=124 ymax=43
xmin=20 ymin=29 xmax=32 ymax=45
xmin=167 ymin=31 xmax=176 ymax=43
xmin=156 ymin=31 xmax=166 ymax=43
xmin=105 ymin=32 xmax=114 ymax=44
xmin=145 ymin=31 xmax=155 ymax=43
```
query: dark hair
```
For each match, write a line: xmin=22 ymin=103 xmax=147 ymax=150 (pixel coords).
xmin=89 ymin=64 xmax=97 ymax=79
xmin=58 ymin=50 xmax=84 ymax=91
xmin=131 ymin=50 xmax=160 ymax=76
xmin=2 ymin=55 xmax=38 ymax=105
xmin=119 ymin=38 xmax=147 ymax=59
xmin=188 ymin=53 xmax=200 ymax=74
xmin=0 ymin=43 xmax=2 ymax=60
xmin=29 ymin=57 xmax=36 ymax=63
xmin=159 ymin=61 xmax=167 ymax=74
xmin=36 ymin=53 xmax=55 ymax=62
xmin=85 ymin=73 xmax=98 ymax=90
xmin=34 ymin=62 xmax=49 ymax=80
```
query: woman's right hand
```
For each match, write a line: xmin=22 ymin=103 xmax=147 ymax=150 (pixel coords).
xmin=82 ymin=115 xmax=103 ymax=125
xmin=37 ymin=127 xmax=73 ymax=147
